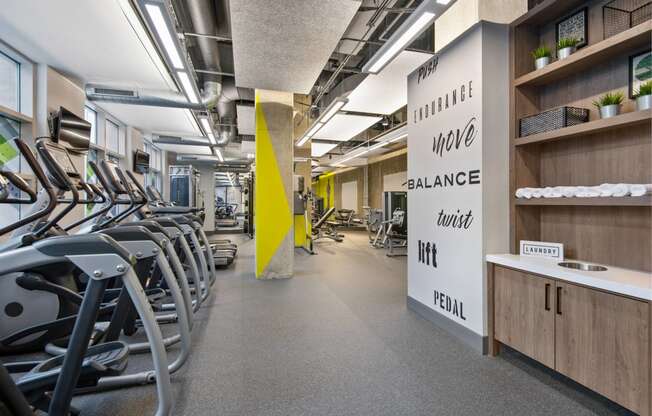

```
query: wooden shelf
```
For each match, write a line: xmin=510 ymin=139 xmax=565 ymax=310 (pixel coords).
xmin=515 ymin=110 xmax=652 ymax=146
xmin=514 ymin=21 xmax=652 ymax=87
xmin=511 ymin=0 xmax=587 ymax=27
xmin=515 ymin=196 xmax=652 ymax=207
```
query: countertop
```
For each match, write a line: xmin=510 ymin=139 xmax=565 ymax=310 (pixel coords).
xmin=486 ymin=254 xmax=652 ymax=301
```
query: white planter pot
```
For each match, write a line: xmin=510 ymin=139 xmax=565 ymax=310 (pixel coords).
xmin=599 ymin=104 xmax=620 ymax=119
xmin=534 ymin=56 xmax=550 ymax=70
xmin=636 ymin=94 xmax=652 ymax=111
xmin=557 ymin=46 xmax=575 ymax=60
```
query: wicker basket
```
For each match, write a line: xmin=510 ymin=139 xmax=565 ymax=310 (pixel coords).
xmin=603 ymin=0 xmax=652 ymax=38
xmin=519 ymin=107 xmax=589 ymax=137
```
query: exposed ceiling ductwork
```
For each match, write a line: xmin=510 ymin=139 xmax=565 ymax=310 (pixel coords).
xmin=185 ymin=0 xmax=237 ymax=146
xmin=85 ymin=81 xmax=220 ymax=110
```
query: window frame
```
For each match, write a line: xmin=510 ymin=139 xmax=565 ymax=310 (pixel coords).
xmin=0 ymin=50 xmax=20 ymax=113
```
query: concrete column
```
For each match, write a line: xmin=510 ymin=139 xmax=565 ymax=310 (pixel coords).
xmin=255 ymin=90 xmax=294 ymax=279
xmin=198 ymin=165 xmax=216 ymax=232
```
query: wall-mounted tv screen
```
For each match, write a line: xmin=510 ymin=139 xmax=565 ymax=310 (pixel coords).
xmin=133 ymin=149 xmax=150 ymax=174
xmin=50 ymin=107 xmax=91 ymax=152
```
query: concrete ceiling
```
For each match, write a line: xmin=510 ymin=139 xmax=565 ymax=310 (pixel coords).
xmin=230 ymin=0 xmax=361 ymax=93
xmin=0 ymin=0 xmax=201 ymax=136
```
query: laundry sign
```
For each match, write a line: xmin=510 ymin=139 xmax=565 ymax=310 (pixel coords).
xmin=520 ymin=240 xmax=564 ymax=261
xmin=407 ymin=22 xmax=510 ymax=351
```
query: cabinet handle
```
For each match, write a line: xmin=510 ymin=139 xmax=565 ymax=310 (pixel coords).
xmin=544 ymin=283 xmax=551 ymax=311
xmin=556 ymin=286 xmax=562 ymax=315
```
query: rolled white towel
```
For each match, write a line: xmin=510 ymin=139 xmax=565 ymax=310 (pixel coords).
xmin=597 ymin=183 xmax=615 ymax=197
xmin=611 ymin=183 xmax=629 ymax=197
xmin=629 ymin=184 xmax=652 ymax=197
xmin=574 ymin=186 xmax=588 ymax=197
xmin=574 ymin=186 xmax=601 ymax=197
xmin=559 ymin=186 xmax=576 ymax=198
xmin=515 ymin=187 xmax=533 ymax=199
xmin=542 ymin=187 xmax=562 ymax=198
xmin=531 ymin=188 xmax=543 ymax=198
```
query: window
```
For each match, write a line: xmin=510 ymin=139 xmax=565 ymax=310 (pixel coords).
xmin=106 ymin=119 xmax=120 ymax=154
xmin=84 ymin=106 xmax=97 ymax=145
xmin=118 ymin=128 xmax=126 ymax=155
xmin=0 ymin=115 xmax=21 ymax=227
xmin=144 ymin=140 xmax=163 ymax=192
xmin=85 ymin=148 xmax=98 ymax=184
xmin=0 ymin=51 xmax=19 ymax=112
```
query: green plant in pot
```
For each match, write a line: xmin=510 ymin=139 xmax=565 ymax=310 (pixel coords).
xmin=634 ymin=80 xmax=652 ymax=111
xmin=593 ymin=91 xmax=624 ymax=119
xmin=532 ymin=46 xmax=552 ymax=70
xmin=557 ymin=37 xmax=579 ymax=60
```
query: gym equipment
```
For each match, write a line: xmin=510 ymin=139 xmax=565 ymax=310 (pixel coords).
xmin=334 ymin=209 xmax=364 ymax=227
xmin=169 ymin=165 xmax=199 ymax=207
xmin=385 ymin=209 xmax=407 ymax=257
xmin=312 ymin=207 xmax=343 ymax=242
xmin=242 ymin=174 xmax=254 ymax=238
xmin=0 ymin=138 xmax=173 ymax=415
xmin=370 ymin=208 xmax=407 ymax=256
xmin=383 ymin=191 xmax=407 ymax=235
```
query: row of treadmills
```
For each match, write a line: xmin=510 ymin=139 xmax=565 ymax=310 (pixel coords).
xmin=0 ymin=130 xmax=236 ymax=415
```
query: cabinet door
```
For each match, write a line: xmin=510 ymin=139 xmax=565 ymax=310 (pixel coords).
xmin=494 ymin=266 xmax=555 ymax=368
xmin=556 ymin=282 xmax=650 ymax=415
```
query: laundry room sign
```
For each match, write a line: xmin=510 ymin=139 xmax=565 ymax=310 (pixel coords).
xmin=407 ymin=22 xmax=510 ymax=352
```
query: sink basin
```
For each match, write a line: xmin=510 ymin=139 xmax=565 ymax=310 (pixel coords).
xmin=558 ymin=262 xmax=608 ymax=272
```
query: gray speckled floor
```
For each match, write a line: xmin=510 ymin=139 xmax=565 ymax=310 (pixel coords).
xmin=73 ymin=231 xmax=634 ymax=416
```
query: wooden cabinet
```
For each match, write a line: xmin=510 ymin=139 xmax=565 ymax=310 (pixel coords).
xmin=494 ymin=266 xmax=555 ymax=368
xmin=489 ymin=265 xmax=651 ymax=416
xmin=555 ymin=282 xmax=650 ymax=416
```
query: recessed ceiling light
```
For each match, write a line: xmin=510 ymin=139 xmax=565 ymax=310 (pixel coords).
xmin=145 ymin=3 xmax=184 ymax=70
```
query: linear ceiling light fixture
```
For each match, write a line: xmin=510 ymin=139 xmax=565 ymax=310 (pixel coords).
xmin=333 ymin=124 xmax=407 ymax=166
xmin=144 ymin=3 xmax=184 ymax=70
xmin=362 ymin=0 xmax=454 ymax=74
xmin=295 ymin=97 xmax=348 ymax=146
xmin=296 ymin=121 xmax=324 ymax=146
xmin=320 ymin=98 xmax=348 ymax=123
xmin=215 ymin=147 xmax=224 ymax=162
xmin=178 ymin=71 xmax=199 ymax=104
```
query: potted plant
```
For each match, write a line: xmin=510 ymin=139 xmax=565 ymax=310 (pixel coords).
xmin=531 ymin=46 xmax=552 ymax=70
xmin=557 ymin=37 xmax=579 ymax=60
xmin=593 ymin=91 xmax=624 ymax=119
xmin=634 ymin=80 xmax=652 ymax=111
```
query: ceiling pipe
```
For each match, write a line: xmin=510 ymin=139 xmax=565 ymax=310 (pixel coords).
xmin=186 ymin=0 xmax=237 ymax=146
xmin=85 ymin=81 xmax=220 ymax=110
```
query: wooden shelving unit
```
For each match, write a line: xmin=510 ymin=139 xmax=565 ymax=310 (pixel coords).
xmin=514 ymin=196 xmax=652 ymax=206
xmin=514 ymin=21 xmax=651 ymax=87
xmin=516 ymin=110 xmax=652 ymax=145
xmin=509 ymin=0 xmax=652 ymax=274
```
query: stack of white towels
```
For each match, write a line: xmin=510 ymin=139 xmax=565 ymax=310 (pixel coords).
xmin=515 ymin=184 xmax=652 ymax=199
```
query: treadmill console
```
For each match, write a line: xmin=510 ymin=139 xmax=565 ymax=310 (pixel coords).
xmin=103 ymin=161 xmax=127 ymax=194
xmin=45 ymin=142 xmax=79 ymax=178
xmin=38 ymin=140 xmax=83 ymax=190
